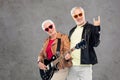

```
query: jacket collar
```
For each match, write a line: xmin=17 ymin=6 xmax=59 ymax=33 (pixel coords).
xmin=48 ymin=32 xmax=61 ymax=40
xmin=75 ymin=21 xmax=88 ymax=28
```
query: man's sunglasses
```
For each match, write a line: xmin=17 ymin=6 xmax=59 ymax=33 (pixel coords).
xmin=45 ymin=25 xmax=53 ymax=32
xmin=74 ymin=13 xmax=83 ymax=18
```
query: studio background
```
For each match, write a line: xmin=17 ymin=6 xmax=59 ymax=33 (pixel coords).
xmin=0 ymin=0 xmax=120 ymax=80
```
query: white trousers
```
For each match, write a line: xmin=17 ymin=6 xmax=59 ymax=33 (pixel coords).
xmin=51 ymin=68 xmax=69 ymax=80
xmin=67 ymin=66 xmax=92 ymax=80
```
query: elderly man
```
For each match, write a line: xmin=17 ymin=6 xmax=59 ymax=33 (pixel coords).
xmin=67 ymin=7 xmax=101 ymax=80
xmin=37 ymin=20 xmax=72 ymax=80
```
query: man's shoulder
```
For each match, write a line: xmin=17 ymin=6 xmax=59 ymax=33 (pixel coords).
xmin=83 ymin=22 xmax=95 ymax=30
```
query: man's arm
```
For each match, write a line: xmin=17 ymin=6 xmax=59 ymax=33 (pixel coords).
xmin=91 ymin=16 xmax=101 ymax=47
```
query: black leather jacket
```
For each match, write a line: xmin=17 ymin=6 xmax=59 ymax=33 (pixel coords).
xmin=69 ymin=22 xmax=100 ymax=65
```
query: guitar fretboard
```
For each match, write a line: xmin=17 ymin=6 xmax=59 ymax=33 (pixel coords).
xmin=52 ymin=47 xmax=76 ymax=66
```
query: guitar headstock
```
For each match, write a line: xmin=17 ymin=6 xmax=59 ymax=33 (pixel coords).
xmin=75 ymin=39 xmax=86 ymax=49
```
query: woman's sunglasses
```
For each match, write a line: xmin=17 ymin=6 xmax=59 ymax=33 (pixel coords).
xmin=45 ymin=25 xmax=53 ymax=32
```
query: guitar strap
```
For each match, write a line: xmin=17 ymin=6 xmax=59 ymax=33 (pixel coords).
xmin=56 ymin=38 xmax=61 ymax=57
xmin=53 ymin=38 xmax=61 ymax=71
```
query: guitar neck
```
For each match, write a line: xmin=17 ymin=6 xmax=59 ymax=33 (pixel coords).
xmin=67 ymin=47 xmax=76 ymax=54
xmin=52 ymin=47 xmax=76 ymax=66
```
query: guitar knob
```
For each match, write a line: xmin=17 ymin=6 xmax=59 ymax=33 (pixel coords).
xmin=52 ymin=56 xmax=56 ymax=61
xmin=53 ymin=56 xmax=55 ymax=59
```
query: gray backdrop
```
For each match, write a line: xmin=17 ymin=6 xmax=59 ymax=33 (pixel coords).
xmin=0 ymin=0 xmax=120 ymax=80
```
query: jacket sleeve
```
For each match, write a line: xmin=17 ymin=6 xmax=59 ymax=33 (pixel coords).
xmin=38 ymin=48 xmax=45 ymax=63
xmin=61 ymin=34 xmax=73 ymax=62
xmin=61 ymin=34 xmax=70 ymax=53
xmin=90 ymin=25 xmax=101 ymax=47
xmin=37 ymin=39 xmax=47 ymax=63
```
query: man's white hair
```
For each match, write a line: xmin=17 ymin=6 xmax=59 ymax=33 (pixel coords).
xmin=71 ymin=7 xmax=85 ymax=16
xmin=41 ymin=19 xmax=54 ymax=30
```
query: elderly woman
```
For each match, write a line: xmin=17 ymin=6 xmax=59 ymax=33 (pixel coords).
xmin=37 ymin=19 xmax=72 ymax=80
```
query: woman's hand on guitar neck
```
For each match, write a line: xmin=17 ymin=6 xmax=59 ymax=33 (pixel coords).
xmin=38 ymin=62 xmax=47 ymax=70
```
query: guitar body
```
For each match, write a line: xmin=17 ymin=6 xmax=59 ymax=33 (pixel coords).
xmin=39 ymin=40 xmax=86 ymax=80
xmin=39 ymin=56 xmax=57 ymax=80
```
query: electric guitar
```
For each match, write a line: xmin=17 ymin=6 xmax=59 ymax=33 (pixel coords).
xmin=39 ymin=39 xmax=86 ymax=80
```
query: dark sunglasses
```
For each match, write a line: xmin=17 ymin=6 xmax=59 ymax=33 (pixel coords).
xmin=74 ymin=13 xmax=83 ymax=18
xmin=45 ymin=25 xmax=53 ymax=32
